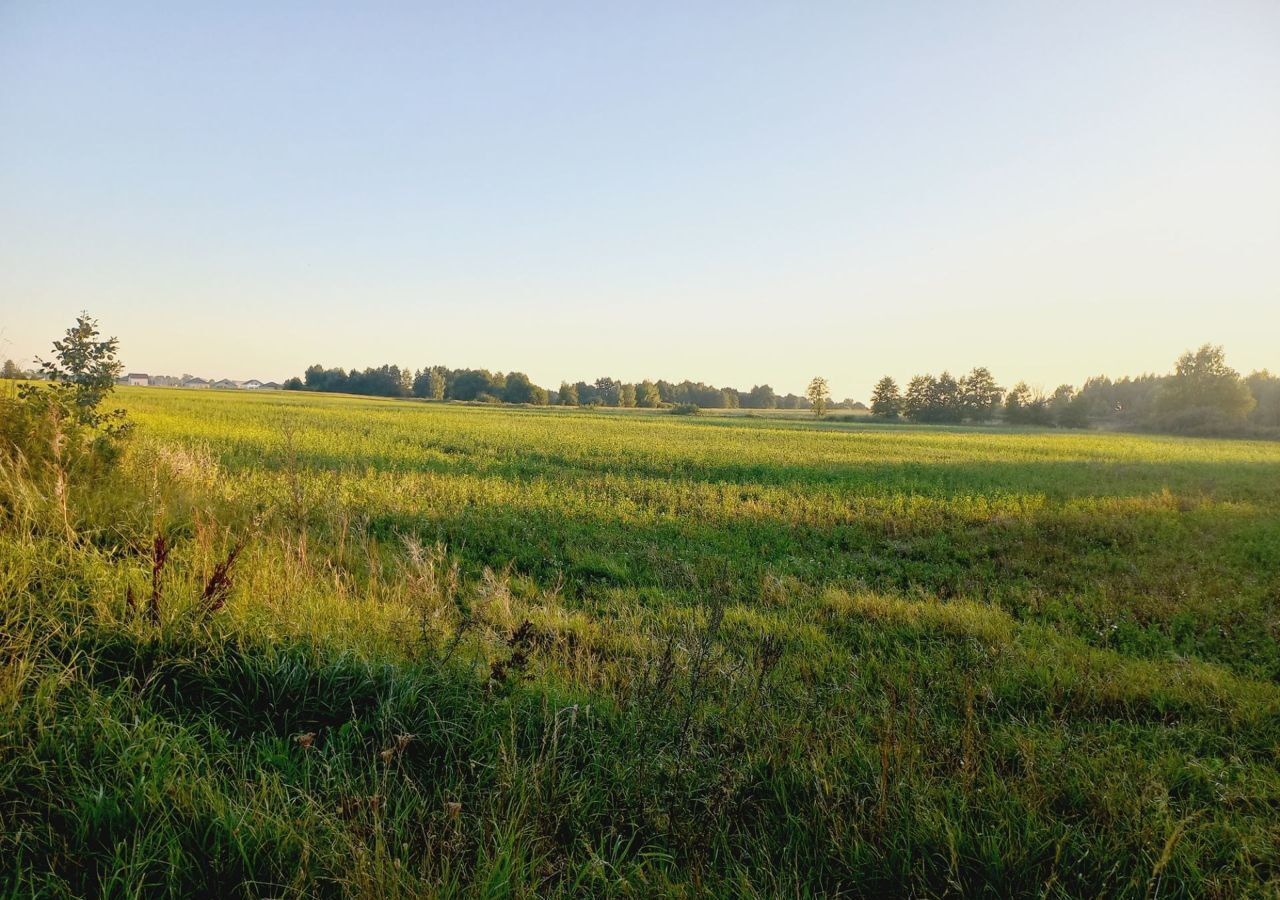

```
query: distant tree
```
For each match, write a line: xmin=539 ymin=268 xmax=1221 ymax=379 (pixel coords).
xmin=304 ymin=364 xmax=349 ymax=393
xmin=1245 ymin=370 xmax=1280 ymax=427
xmin=1 ymin=359 xmax=20 ymax=379
xmin=594 ymin=377 xmax=622 ymax=407
xmin=903 ymin=375 xmax=935 ymax=422
xmin=745 ymin=384 xmax=778 ymax=409
xmin=558 ymin=382 xmax=579 ymax=406
xmin=620 ymin=383 xmax=637 ymax=408
xmin=1049 ymin=384 xmax=1074 ymax=424
xmin=444 ymin=369 xmax=504 ymax=401
xmin=347 ymin=364 xmax=409 ymax=397
xmin=283 ymin=376 xmax=304 ymax=391
xmin=959 ymin=367 xmax=1003 ymax=422
xmin=637 ymin=380 xmax=661 ymax=408
xmin=575 ymin=381 xmax=599 ymax=405
xmin=413 ymin=366 xmax=447 ymax=400
xmin=1157 ymin=344 xmax=1255 ymax=425
xmin=806 ymin=376 xmax=830 ymax=418
xmin=1078 ymin=373 xmax=1164 ymax=424
xmin=1004 ymin=382 xmax=1029 ymax=423
xmin=1004 ymin=381 xmax=1051 ymax=425
xmin=502 ymin=372 xmax=542 ymax=404
xmin=870 ymin=376 xmax=902 ymax=419
xmin=720 ymin=387 xmax=739 ymax=409
xmin=932 ymin=372 xmax=963 ymax=423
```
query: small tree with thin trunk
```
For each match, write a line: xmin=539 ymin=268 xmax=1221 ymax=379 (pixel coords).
xmin=25 ymin=313 xmax=129 ymax=435
xmin=2 ymin=314 xmax=131 ymax=539
xmin=806 ymin=377 xmax=830 ymax=419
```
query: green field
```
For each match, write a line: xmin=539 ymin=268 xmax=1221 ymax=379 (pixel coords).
xmin=3 ymin=387 xmax=1279 ymax=897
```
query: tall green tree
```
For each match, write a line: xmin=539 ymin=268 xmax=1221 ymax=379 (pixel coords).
xmin=502 ymin=372 xmax=541 ymax=404
xmin=594 ymin=378 xmax=622 ymax=407
xmin=745 ymin=384 xmax=777 ymax=409
xmin=1157 ymin=344 xmax=1255 ymax=423
xmin=574 ymin=381 xmax=599 ymax=405
xmin=636 ymin=380 xmax=661 ymax=408
xmin=903 ymin=375 xmax=936 ymax=422
xmin=870 ymin=376 xmax=902 ymax=419
xmin=959 ymin=367 xmax=1003 ymax=422
xmin=558 ymin=382 xmax=579 ymax=406
xmin=412 ymin=367 xmax=447 ymax=400
xmin=933 ymin=372 xmax=962 ymax=423
xmin=1004 ymin=382 xmax=1051 ymax=425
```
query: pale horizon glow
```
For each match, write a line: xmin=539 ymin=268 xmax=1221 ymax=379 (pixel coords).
xmin=2 ymin=2 xmax=1278 ymax=399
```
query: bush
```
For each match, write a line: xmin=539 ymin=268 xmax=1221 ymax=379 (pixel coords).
xmin=1151 ymin=406 xmax=1278 ymax=439
xmin=669 ymin=403 xmax=701 ymax=416
xmin=0 ymin=315 xmax=131 ymax=535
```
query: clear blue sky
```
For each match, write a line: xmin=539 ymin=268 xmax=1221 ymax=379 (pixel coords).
xmin=2 ymin=1 xmax=1277 ymax=397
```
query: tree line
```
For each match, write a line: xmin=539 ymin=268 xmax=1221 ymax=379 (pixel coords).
xmin=24 ymin=340 xmax=1266 ymax=436
xmin=1 ymin=360 xmax=41 ymax=381
xmin=285 ymin=364 xmax=868 ymax=411
xmin=867 ymin=345 xmax=1279 ymax=435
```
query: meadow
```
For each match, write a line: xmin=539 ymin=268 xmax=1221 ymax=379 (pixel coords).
xmin=2 ymin=387 xmax=1278 ymax=897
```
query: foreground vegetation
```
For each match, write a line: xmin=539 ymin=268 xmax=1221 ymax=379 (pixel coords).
xmin=3 ymin=384 xmax=1279 ymax=897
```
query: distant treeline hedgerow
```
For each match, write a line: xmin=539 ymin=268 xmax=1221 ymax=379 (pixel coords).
xmin=251 ymin=345 xmax=1279 ymax=436
xmin=285 ymin=364 xmax=864 ymax=411
xmin=869 ymin=346 xmax=1277 ymax=436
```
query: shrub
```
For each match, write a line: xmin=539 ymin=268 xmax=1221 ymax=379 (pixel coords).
xmin=0 ymin=315 xmax=131 ymax=535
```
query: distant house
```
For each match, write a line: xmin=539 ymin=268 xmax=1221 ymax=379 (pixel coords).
xmin=126 ymin=373 xmax=149 ymax=386
xmin=260 ymin=381 xmax=282 ymax=390
xmin=212 ymin=379 xmax=240 ymax=390
xmin=242 ymin=379 xmax=264 ymax=390
xmin=182 ymin=377 xmax=211 ymax=390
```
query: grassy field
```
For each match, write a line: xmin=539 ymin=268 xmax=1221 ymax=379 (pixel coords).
xmin=2 ymin=386 xmax=1279 ymax=897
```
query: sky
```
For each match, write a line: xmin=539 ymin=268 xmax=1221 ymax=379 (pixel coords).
xmin=2 ymin=1 xmax=1278 ymax=399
